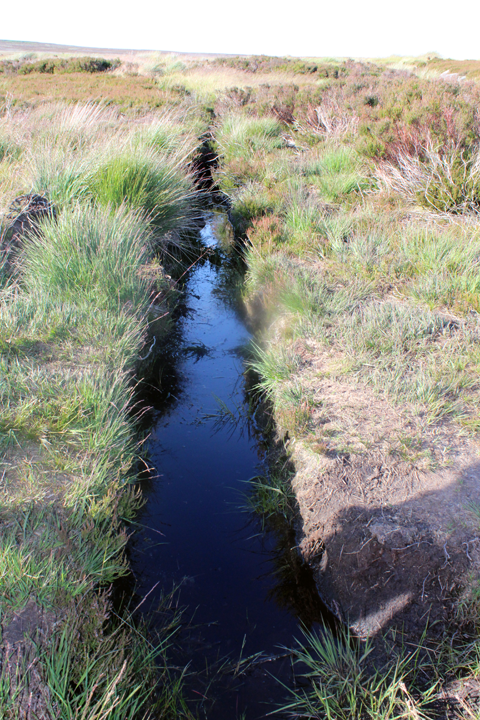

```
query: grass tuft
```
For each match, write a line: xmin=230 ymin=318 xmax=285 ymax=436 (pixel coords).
xmin=86 ymin=147 xmax=199 ymax=234
xmin=279 ymin=626 xmax=437 ymax=720
xmin=20 ymin=203 xmax=151 ymax=311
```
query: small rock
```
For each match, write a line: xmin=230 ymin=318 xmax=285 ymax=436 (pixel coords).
xmin=369 ymin=521 xmax=417 ymax=547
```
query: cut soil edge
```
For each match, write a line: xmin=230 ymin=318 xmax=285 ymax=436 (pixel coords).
xmin=245 ymin=302 xmax=480 ymax=645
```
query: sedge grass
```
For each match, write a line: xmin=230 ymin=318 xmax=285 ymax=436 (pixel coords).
xmin=249 ymin=342 xmax=301 ymax=398
xmin=215 ymin=115 xmax=284 ymax=163
xmin=247 ymin=471 xmax=295 ymax=526
xmin=40 ymin=616 xmax=195 ymax=720
xmin=304 ymin=145 xmax=371 ymax=202
xmin=0 ymin=291 xmax=147 ymax=370
xmin=137 ymin=112 xmax=200 ymax=157
xmin=28 ymin=144 xmax=90 ymax=208
xmin=85 ymin=146 xmax=199 ymax=235
xmin=20 ymin=203 xmax=151 ymax=311
xmin=0 ymin=100 xmax=200 ymax=717
xmin=0 ymin=505 xmax=130 ymax=612
xmin=279 ymin=625 xmax=438 ymax=720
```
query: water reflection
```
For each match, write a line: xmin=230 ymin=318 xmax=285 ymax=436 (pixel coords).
xmin=130 ymin=212 xmax=329 ymax=719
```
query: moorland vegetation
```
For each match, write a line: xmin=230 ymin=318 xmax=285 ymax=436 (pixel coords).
xmin=1 ymin=48 xmax=480 ymax=718
xmin=0 ymin=98 xmax=204 ymax=718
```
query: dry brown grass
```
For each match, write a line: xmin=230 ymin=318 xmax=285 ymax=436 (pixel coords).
xmin=424 ymin=58 xmax=480 ymax=81
xmin=0 ymin=73 xmax=177 ymax=108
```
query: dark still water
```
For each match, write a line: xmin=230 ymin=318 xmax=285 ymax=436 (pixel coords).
xmin=130 ymin=214 xmax=325 ymax=719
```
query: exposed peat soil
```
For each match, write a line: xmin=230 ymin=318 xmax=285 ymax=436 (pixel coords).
xmin=129 ymin=214 xmax=328 ymax=719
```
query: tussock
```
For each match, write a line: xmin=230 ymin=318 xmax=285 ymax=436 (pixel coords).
xmin=0 ymin=99 xmax=201 ymax=718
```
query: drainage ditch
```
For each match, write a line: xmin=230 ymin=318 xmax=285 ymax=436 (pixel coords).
xmin=130 ymin=212 xmax=331 ymax=718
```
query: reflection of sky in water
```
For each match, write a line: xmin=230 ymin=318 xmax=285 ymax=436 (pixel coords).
xmin=199 ymin=218 xmax=219 ymax=248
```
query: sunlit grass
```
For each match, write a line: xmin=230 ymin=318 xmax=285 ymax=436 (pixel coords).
xmin=20 ymin=204 xmax=151 ymax=310
xmin=86 ymin=147 xmax=199 ymax=234
xmin=215 ymin=114 xmax=284 ymax=163
xmin=280 ymin=625 xmax=438 ymax=720
xmin=3 ymin=49 xmax=480 ymax=720
xmin=0 ymin=98 xmax=201 ymax=718
xmin=155 ymin=66 xmax=325 ymax=98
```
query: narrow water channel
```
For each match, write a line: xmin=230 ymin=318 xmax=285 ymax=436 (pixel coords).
xmin=130 ymin=213 xmax=326 ymax=718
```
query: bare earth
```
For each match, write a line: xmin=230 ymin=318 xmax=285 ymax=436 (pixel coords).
xmin=285 ymin=338 xmax=480 ymax=638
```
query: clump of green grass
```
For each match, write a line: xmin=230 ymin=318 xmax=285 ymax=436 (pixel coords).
xmin=216 ymin=115 xmax=284 ymax=161
xmin=283 ymin=201 xmax=326 ymax=255
xmin=38 ymin=602 xmax=195 ymax=720
xmin=0 ymin=505 xmax=129 ymax=612
xmin=28 ymin=145 xmax=90 ymax=208
xmin=144 ymin=53 xmax=187 ymax=77
xmin=303 ymin=145 xmax=370 ymax=202
xmin=277 ymin=382 xmax=315 ymax=434
xmin=138 ymin=114 xmax=198 ymax=156
xmin=249 ymin=342 xmax=301 ymax=397
xmin=280 ymin=625 xmax=437 ymax=720
xmin=247 ymin=470 xmax=295 ymax=527
xmin=0 ymin=590 xmax=193 ymax=720
xmin=0 ymin=136 xmax=22 ymax=162
xmin=247 ymin=341 xmax=317 ymax=436
xmin=0 ymin=238 xmax=13 ymax=290
xmin=330 ymin=230 xmax=391 ymax=273
xmin=86 ymin=147 xmax=198 ymax=234
xmin=280 ymin=269 xmax=326 ymax=319
xmin=20 ymin=204 xmax=150 ymax=311
xmin=26 ymin=106 xmax=200 ymax=220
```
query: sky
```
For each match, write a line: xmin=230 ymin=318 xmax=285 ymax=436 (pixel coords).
xmin=1 ymin=0 xmax=480 ymax=60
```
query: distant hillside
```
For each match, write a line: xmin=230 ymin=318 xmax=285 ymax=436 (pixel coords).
xmin=0 ymin=39 xmax=231 ymax=60
xmin=0 ymin=38 xmax=143 ymax=55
